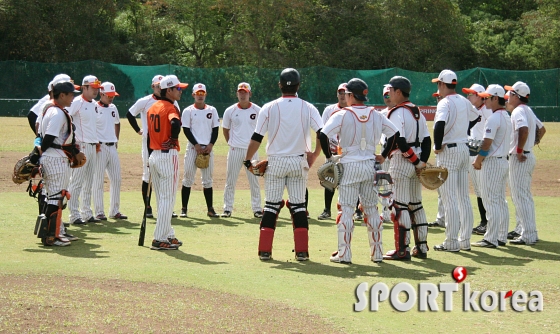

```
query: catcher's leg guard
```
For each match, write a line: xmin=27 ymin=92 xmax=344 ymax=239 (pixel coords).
xmin=335 ymin=202 xmax=342 ymax=224
xmin=409 ymin=201 xmax=429 ymax=255
xmin=360 ymin=203 xmax=383 ymax=262
xmin=258 ymin=200 xmax=285 ymax=257
xmin=287 ymin=201 xmax=309 ymax=259
xmin=37 ymin=204 xmax=58 ymax=239
xmin=334 ymin=203 xmax=355 ymax=263
xmin=384 ymin=201 xmax=411 ymax=260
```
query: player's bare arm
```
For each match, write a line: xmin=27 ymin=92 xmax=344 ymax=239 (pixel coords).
xmin=516 ymin=126 xmax=529 ymax=162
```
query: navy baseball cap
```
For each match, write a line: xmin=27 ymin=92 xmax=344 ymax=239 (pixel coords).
xmin=52 ymin=82 xmax=77 ymax=93
xmin=280 ymin=68 xmax=300 ymax=86
xmin=388 ymin=76 xmax=411 ymax=94
xmin=345 ymin=78 xmax=369 ymax=101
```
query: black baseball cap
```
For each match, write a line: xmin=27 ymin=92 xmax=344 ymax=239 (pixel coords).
xmin=52 ymin=81 xmax=77 ymax=93
xmin=280 ymin=68 xmax=300 ymax=86
xmin=388 ymin=76 xmax=411 ymax=94
xmin=345 ymin=78 xmax=369 ymax=101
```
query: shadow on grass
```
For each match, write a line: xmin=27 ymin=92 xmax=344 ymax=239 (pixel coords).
xmin=67 ymin=220 xmax=138 ymax=235
xmin=159 ymin=249 xmax=228 ymax=265
xmin=23 ymin=240 xmax=109 ymax=258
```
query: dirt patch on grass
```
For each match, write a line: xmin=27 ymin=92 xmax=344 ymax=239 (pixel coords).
xmin=2 ymin=151 xmax=558 ymax=196
xmin=0 ymin=274 xmax=344 ymax=334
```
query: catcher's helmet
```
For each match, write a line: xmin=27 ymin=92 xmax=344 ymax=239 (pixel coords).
xmin=345 ymin=78 xmax=369 ymax=101
xmin=280 ymin=68 xmax=300 ymax=87
xmin=388 ymin=76 xmax=411 ymax=94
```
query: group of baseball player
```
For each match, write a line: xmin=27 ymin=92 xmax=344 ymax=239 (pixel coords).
xmin=27 ymin=74 xmax=126 ymax=246
xmin=25 ymin=68 xmax=546 ymax=263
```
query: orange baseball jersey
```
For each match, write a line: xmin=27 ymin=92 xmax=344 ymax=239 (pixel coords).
xmin=147 ymin=100 xmax=181 ymax=151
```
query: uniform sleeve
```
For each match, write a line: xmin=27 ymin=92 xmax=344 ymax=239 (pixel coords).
xmin=511 ymin=108 xmax=528 ymax=130
xmin=211 ymin=107 xmax=220 ymax=127
xmin=468 ymin=103 xmax=481 ymax=122
xmin=113 ymin=106 xmax=120 ymax=124
xmin=483 ymin=114 xmax=498 ymax=140
xmin=322 ymin=106 xmax=331 ymax=124
xmin=381 ymin=114 xmax=398 ymax=138
xmin=254 ymin=104 xmax=270 ymax=135
xmin=433 ymin=99 xmax=448 ymax=124
xmin=388 ymin=109 xmax=406 ymax=138
xmin=181 ymin=107 xmax=191 ymax=128
xmin=536 ymin=117 xmax=544 ymax=128
xmin=168 ymin=107 xmax=180 ymax=122
xmin=309 ymin=104 xmax=323 ymax=132
xmin=419 ymin=114 xmax=430 ymax=139
xmin=222 ymin=107 xmax=232 ymax=129
xmin=128 ymin=97 xmax=144 ymax=117
xmin=66 ymin=98 xmax=79 ymax=116
xmin=321 ymin=111 xmax=342 ymax=138
xmin=44 ymin=110 xmax=65 ymax=137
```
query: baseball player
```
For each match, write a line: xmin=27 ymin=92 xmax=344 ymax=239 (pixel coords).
xmin=378 ymin=84 xmax=395 ymax=223
xmin=127 ymin=75 xmax=180 ymax=219
xmin=38 ymin=81 xmax=84 ymax=246
xmin=146 ymin=75 xmax=187 ymax=250
xmin=320 ymin=78 xmax=399 ymax=264
xmin=244 ymin=68 xmax=323 ymax=261
xmin=428 ymin=91 xmax=447 ymax=229
xmin=67 ymin=75 xmax=102 ymax=225
xmin=463 ymin=84 xmax=492 ymax=235
xmin=432 ymin=70 xmax=480 ymax=252
xmin=221 ymin=82 xmax=262 ymax=218
xmin=317 ymin=83 xmax=347 ymax=220
xmin=180 ymin=83 xmax=220 ymax=218
xmin=505 ymin=82 xmax=546 ymax=245
xmin=92 ymin=82 xmax=127 ymax=220
xmin=383 ymin=76 xmax=432 ymax=260
xmin=471 ymin=85 xmax=512 ymax=248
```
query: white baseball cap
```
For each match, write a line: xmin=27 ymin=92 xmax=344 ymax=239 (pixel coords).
xmin=337 ymin=83 xmax=347 ymax=91
xmin=49 ymin=74 xmax=80 ymax=92
xmin=382 ymin=84 xmax=391 ymax=95
xmin=152 ymin=75 xmax=164 ymax=85
xmin=479 ymin=84 xmax=505 ymax=98
xmin=505 ymin=81 xmax=530 ymax=98
xmin=160 ymin=75 xmax=188 ymax=90
xmin=193 ymin=83 xmax=207 ymax=93
xmin=237 ymin=82 xmax=251 ymax=92
xmin=100 ymin=82 xmax=120 ymax=97
xmin=462 ymin=83 xmax=485 ymax=95
xmin=82 ymin=75 xmax=102 ymax=88
xmin=432 ymin=70 xmax=458 ymax=84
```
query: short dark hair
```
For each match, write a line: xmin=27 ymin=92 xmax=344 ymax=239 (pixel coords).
xmin=53 ymin=91 xmax=70 ymax=99
xmin=519 ymin=96 xmax=529 ymax=103
xmin=445 ymin=83 xmax=456 ymax=90
xmin=280 ymin=84 xmax=299 ymax=95
xmin=401 ymin=90 xmax=410 ymax=98
xmin=160 ymin=88 xmax=169 ymax=98
xmin=498 ymin=97 xmax=506 ymax=106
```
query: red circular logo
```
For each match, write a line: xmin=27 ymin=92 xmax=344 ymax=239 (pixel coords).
xmin=452 ymin=266 xmax=467 ymax=283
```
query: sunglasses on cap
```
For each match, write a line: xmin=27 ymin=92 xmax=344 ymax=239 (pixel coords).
xmin=466 ymin=93 xmax=478 ymax=97
xmin=194 ymin=91 xmax=207 ymax=96
xmin=337 ymin=91 xmax=345 ymax=95
xmin=383 ymin=94 xmax=390 ymax=99
xmin=84 ymin=79 xmax=101 ymax=87
xmin=170 ymin=86 xmax=183 ymax=91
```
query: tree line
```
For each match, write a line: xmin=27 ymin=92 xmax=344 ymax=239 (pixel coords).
xmin=1 ymin=0 xmax=558 ymax=71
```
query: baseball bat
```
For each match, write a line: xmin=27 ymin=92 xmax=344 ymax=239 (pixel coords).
xmin=138 ymin=174 xmax=152 ymax=246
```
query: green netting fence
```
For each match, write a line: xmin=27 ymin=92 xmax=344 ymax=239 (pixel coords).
xmin=0 ymin=60 xmax=558 ymax=121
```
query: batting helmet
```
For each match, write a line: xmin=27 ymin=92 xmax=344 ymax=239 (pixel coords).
xmin=345 ymin=78 xmax=369 ymax=101
xmin=280 ymin=68 xmax=300 ymax=87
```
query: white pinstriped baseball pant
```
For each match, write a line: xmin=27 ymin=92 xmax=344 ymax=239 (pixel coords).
xmin=93 ymin=144 xmax=122 ymax=217
xmin=509 ymin=153 xmax=538 ymax=243
xmin=223 ymin=146 xmax=261 ymax=212
xmin=480 ymin=157 xmax=509 ymax=246
xmin=264 ymin=155 xmax=307 ymax=207
xmin=182 ymin=144 xmax=214 ymax=188
xmin=150 ymin=149 xmax=179 ymax=242
xmin=41 ymin=155 xmax=71 ymax=236
xmin=68 ymin=143 xmax=97 ymax=221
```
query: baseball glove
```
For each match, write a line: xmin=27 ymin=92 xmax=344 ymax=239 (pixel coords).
xmin=251 ymin=160 xmax=268 ymax=176
xmin=418 ymin=165 xmax=448 ymax=190
xmin=70 ymin=152 xmax=87 ymax=168
xmin=317 ymin=161 xmax=343 ymax=192
xmin=195 ymin=153 xmax=210 ymax=169
xmin=12 ymin=146 xmax=41 ymax=184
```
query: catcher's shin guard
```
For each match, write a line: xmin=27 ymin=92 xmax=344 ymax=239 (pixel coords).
xmin=389 ymin=201 xmax=410 ymax=258
xmin=258 ymin=200 xmax=285 ymax=256
xmin=37 ymin=204 xmax=58 ymax=238
xmin=335 ymin=202 xmax=342 ymax=224
xmin=286 ymin=201 xmax=308 ymax=228
xmin=335 ymin=222 xmax=353 ymax=263
xmin=293 ymin=228 xmax=309 ymax=254
xmin=409 ymin=202 xmax=429 ymax=254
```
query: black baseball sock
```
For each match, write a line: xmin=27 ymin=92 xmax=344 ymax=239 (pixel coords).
xmin=324 ymin=188 xmax=334 ymax=212
xmin=477 ymin=197 xmax=487 ymax=226
xmin=182 ymin=186 xmax=191 ymax=210
xmin=203 ymin=187 xmax=213 ymax=210
xmin=142 ymin=181 xmax=152 ymax=208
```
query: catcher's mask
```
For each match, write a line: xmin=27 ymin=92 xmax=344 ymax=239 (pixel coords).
xmin=374 ymin=171 xmax=393 ymax=199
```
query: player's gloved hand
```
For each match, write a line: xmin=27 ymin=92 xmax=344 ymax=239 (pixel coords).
xmin=243 ymin=160 xmax=252 ymax=169
xmin=162 ymin=137 xmax=179 ymax=150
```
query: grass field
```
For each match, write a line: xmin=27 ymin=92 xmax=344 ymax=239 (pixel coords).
xmin=0 ymin=117 xmax=559 ymax=333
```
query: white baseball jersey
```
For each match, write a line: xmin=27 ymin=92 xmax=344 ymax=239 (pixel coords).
xmin=129 ymin=95 xmax=180 ymax=138
xmin=387 ymin=104 xmax=430 ymax=156
xmin=255 ymin=96 xmax=323 ymax=156
xmin=39 ymin=105 xmax=73 ymax=158
xmin=483 ymin=109 xmax=512 ymax=157
xmin=322 ymin=103 xmax=344 ymax=124
xmin=96 ymin=102 xmax=120 ymax=143
xmin=31 ymin=95 xmax=50 ymax=116
xmin=181 ymin=104 xmax=220 ymax=145
xmin=322 ymin=106 xmax=398 ymax=163
xmin=222 ymin=102 xmax=261 ymax=149
xmin=509 ymin=104 xmax=540 ymax=154
xmin=434 ymin=94 xmax=480 ymax=144
xmin=469 ymin=105 xmax=492 ymax=141
xmin=67 ymin=95 xmax=98 ymax=143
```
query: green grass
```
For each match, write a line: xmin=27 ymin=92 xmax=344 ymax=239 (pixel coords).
xmin=1 ymin=117 xmax=559 ymax=332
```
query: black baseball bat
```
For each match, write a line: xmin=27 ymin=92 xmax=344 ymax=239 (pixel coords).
xmin=138 ymin=175 xmax=152 ymax=246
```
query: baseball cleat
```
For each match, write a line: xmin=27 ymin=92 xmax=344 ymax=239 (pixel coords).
xmin=221 ymin=211 xmax=232 ymax=218
xmin=259 ymin=252 xmax=272 ymax=261
xmin=96 ymin=214 xmax=108 ymax=221
xmin=383 ymin=249 xmax=411 ymax=261
xmin=172 ymin=212 xmax=178 ymax=218
xmin=168 ymin=237 xmax=183 ymax=247
xmin=353 ymin=211 xmax=364 ymax=221
xmin=110 ymin=213 xmax=128 ymax=220
xmin=507 ymin=230 xmax=521 ymax=240
xmin=207 ymin=208 xmax=219 ymax=218
xmin=87 ymin=216 xmax=101 ymax=223
xmin=179 ymin=208 xmax=187 ymax=218
xmin=428 ymin=221 xmax=444 ymax=228
xmin=330 ymin=251 xmax=351 ymax=264
xmin=253 ymin=211 xmax=263 ymax=218
xmin=63 ymin=233 xmax=79 ymax=241
xmin=471 ymin=240 xmax=497 ymax=248
xmin=150 ymin=240 xmax=179 ymax=250
xmin=498 ymin=240 xmax=507 ymax=246
xmin=433 ymin=244 xmax=460 ymax=252
xmin=295 ymin=252 xmax=309 ymax=261
xmin=509 ymin=237 xmax=536 ymax=246
xmin=472 ymin=223 xmax=487 ymax=235
xmin=411 ymin=246 xmax=427 ymax=259
xmin=72 ymin=219 xmax=87 ymax=225
xmin=42 ymin=236 xmax=71 ymax=247
xmin=317 ymin=210 xmax=331 ymax=220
